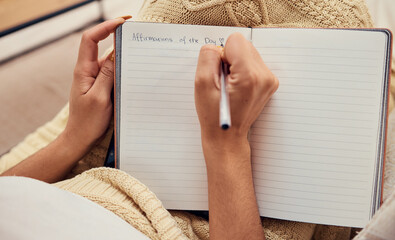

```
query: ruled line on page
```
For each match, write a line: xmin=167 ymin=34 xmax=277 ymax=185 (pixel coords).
xmin=124 ymin=141 xmax=201 ymax=147
xmin=253 ymin=182 xmax=368 ymax=199
xmin=263 ymin=105 xmax=374 ymax=115
xmin=275 ymin=76 xmax=377 ymax=83
xmin=127 ymin=69 xmax=196 ymax=74
xmin=124 ymin=164 xmax=205 ymax=172
xmin=125 ymin=163 xmax=205 ymax=168
xmin=250 ymin=133 xmax=371 ymax=145
xmin=256 ymin=46 xmax=379 ymax=52
xmin=274 ymin=91 xmax=376 ymax=98
xmin=256 ymin=113 xmax=373 ymax=122
xmin=254 ymin=188 xmax=366 ymax=207
xmin=250 ymin=155 xmax=368 ymax=167
xmin=253 ymin=162 xmax=369 ymax=175
xmin=254 ymin=119 xmax=372 ymax=129
xmin=249 ymin=140 xmax=370 ymax=152
xmin=127 ymin=46 xmax=201 ymax=52
xmin=126 ymin=91 xmax=192 ymax=96
xmin=258 ymin=206 xmax=363 ymax=220
xmin=126 ymin=84 xmax=193 ymax=89
xmin=256 ymin=192 xmax=365 ymax=205
xmin=126 ymin=80 xmax=195 ymax=86
xmin=124 ymin=148 xmax=202 ymax=153
xmin=125 ymin=77 xmax=194 ymax=82
xmin=126 ymin=106 xmax=194 ymax=111
xmin=258 ymin=53 xmax=379 ymax=60
xmin=127 ymin=54 xmax=197 ymax=59
xmin=126 ymin=97 xmax=194 ymax=104
xmin=270 ymin=68 xmax=377 ymax=75
xmin=276 ymin=83 xmax=377 ymax=91
xmin=258 ymin=199 xmax=363 ymax=213
xmin=125 ymin=134 xmax=200 ymax=139
xmin=252 ymin=169 xmax=368 ymax=183
xmin=264 ymin=61 xmax=378 ymax=68
xmin=252 ymin=174 xmax=367 ymax=190
xmin=127 ymin=61 xmax=197 ymax=66
xmin=126 ymin=119 xmax=198 ymax=124
xmin=267 ymin=97 xmax=376 ymax=106
xmin=252 ymin=126 xmax=372 ymax=136
xmin=251 ymin=147 xmax=370 ymax=160
xmin=122 ymin=156 xmax=204 ymax=162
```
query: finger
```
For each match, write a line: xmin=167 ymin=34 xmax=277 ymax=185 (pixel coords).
xmin=76 ymin=18 xmax=125 ymax=68
xmin=195 ymin=45 xmax=222 ymax=91
xmin=90 ymin=58 xmax=114 ymax=97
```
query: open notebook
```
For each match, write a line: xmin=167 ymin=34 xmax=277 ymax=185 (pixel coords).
xmin=114 ymin=21 xmax=392 ymax=228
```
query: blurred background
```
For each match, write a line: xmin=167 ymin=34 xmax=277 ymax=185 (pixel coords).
xmin=0 ymin=0 xmax=144 ymax=155
xmin=0 ymin=0 xmax=393 ymax=155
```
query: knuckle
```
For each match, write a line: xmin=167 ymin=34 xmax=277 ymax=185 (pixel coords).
xmin=89 ymin=94 xmax=107 ymax=106
xmin=261 ymin=73 xmax=279 ymax=93
xmin=271 ymin=75 xmax=280 ymax=91
xmin=226 ymin=32 xmax=246 ymax=45
xmin=199 ymin=44 xmax=219 ymax=55
xmin=81 ymin=30 xmax=92 ymax=42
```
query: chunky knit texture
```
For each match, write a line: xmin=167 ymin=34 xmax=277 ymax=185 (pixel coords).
xmin=137 ymin=0 xmax=374 ymax=28
xmin=1 ymin=0 xmax=394 ymax=239
xmin=54 ymin=168 xmax=318 ymax=240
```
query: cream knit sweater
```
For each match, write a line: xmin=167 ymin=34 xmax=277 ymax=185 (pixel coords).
xmin=1 ymin=0 xmax=395 ymax=239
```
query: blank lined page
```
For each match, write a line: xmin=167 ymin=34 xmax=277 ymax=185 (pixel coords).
xmin=119 ymin=22 xmax=250 ymax=210
xmin=251 ymin=28 xmax=388 ymax=227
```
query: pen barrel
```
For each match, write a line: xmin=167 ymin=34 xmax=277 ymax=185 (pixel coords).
xmin=220 ymin=61 xmax=231 ymax=129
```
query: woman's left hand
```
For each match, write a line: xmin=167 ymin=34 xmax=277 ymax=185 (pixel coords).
xmin=64 ymin=18 xmax=126 ymax=154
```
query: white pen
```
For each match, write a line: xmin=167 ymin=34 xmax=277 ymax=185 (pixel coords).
xmin=220 ymin=59 xmax=231 ymax=130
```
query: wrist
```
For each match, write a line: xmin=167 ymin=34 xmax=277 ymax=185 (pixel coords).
xmin=201 ymin=133 xmax=251 ymax=171
xmin=59 ymin=128 xmax=91 ymax=160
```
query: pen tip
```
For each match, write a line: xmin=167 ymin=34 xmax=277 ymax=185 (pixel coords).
xmin=221 ymin=124 xmax=230 ymax=130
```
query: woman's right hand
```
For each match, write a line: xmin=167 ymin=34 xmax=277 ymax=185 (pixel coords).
xmin=194 ymin=33 xmax=279 ymax=151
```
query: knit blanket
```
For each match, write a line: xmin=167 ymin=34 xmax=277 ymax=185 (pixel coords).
xmin=53 ymin=165 xmax=395 ymax=240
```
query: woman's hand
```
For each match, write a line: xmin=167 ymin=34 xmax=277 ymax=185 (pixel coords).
xmin=63 ymin=17 xmax=127 ymax=155
xmin=195 ymin=33 xmax=279 ymax=153
xmin=0 ymin=18 xmax=129 ymax=183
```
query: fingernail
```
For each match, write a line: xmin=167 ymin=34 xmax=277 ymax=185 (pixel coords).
xmin=117 ymin=15 xmax=132 ymax=20
xmin=217 ymin=45 xmax=225 ymax=56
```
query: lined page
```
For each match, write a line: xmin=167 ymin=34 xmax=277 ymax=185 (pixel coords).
xmin=251 ymin=28 xmax=388 ymax=227
xmin=119 ymin=22 xmax=250 ymax=210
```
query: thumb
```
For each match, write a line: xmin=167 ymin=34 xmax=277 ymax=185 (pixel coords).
xmin=90 ymin=59 xmax=114 ymax=96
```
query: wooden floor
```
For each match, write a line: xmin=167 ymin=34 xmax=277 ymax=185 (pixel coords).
xmin=0 ymin=0 xmax=87 ymax=32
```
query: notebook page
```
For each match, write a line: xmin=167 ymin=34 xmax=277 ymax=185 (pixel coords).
xmin=250 ymin=28 xmax=388 ymax=227
xmin=118 ymin=22 xmax=250 ymax=210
